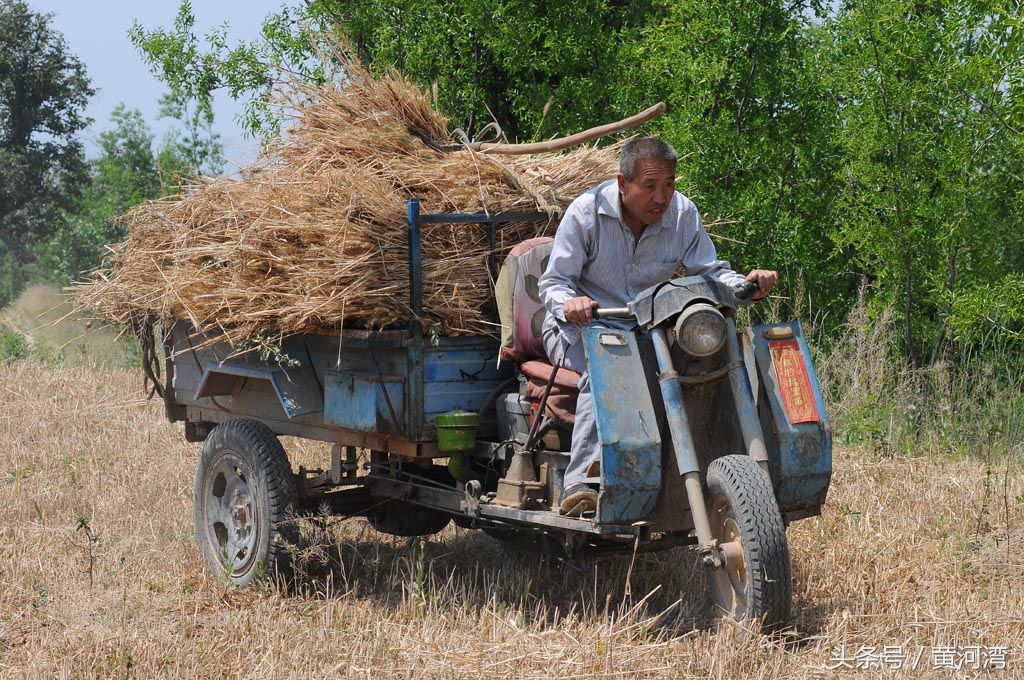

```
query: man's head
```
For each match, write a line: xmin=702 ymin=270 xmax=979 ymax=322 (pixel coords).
xmin=617 ymin=137 xmax=678 ymax=230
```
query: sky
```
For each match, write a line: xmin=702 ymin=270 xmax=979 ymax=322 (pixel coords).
xmin=29 ymin=0 xmax=295 ymax=171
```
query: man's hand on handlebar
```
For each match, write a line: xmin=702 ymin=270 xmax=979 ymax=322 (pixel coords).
xmin=744 ymin=269 xmax=778 ymax=301
xmin=564 ymin=296 xmax=598 ymax=325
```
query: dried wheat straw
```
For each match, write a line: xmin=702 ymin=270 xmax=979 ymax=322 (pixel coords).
xmin=73 ymin=56 xmax=621 ymax=346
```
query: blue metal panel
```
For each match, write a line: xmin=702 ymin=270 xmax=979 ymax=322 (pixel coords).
xmin=407 ymin=199 xmax=423 ymax=318
xmin=583 ymin=327 xmax=661 ymax=523
xmin=422 ymin=340 xmax=511 ymax=433
xmin=423 ymin=346 xmax=502 ymax=382
xmin=424 ymin=383 xmax=495 ymax=415
xmin=195 ymin=360 xmax=323 ymax=419
xmin=270 ymin=370 xmax=325 ymax=418
xmin=751 ymin=321 xmax=832 ymax=510
xmin=323 ymin=371 xmax=405 ymax=434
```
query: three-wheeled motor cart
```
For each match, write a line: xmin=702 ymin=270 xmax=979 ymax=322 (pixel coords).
xmin=154 ymin=199 xmax=831 ymax=631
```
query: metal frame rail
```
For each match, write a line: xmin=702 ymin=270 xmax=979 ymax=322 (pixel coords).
xmin=403 ymin=198 xmax=551 ymax=440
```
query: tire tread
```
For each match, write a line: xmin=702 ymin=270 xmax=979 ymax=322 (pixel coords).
xmin=706 ymin=454 xmax=792 ymax=631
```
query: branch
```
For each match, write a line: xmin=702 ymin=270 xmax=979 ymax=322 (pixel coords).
xmin=443 ymin=102 xmax=666 ymax=155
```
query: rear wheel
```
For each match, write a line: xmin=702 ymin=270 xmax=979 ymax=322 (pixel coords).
xmin=705 ymin=454 xmax=792 ymax=631
xmin=194 ymin=419 xmax=296 ymax=586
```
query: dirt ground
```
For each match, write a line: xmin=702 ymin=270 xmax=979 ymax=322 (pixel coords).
xmin=0 ymin=360 xmax=1020 ymax=678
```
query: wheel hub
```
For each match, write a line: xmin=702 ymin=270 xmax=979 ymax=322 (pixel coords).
xmin=231 ymin=492 xmax=250 ymax=526
xmin=719 ymin=538 xmax=745 ymax=571
xmin=202 ymin=453 xmax=258 ymax=573
xmin=708 ymin=496 xmax=749 ymax=618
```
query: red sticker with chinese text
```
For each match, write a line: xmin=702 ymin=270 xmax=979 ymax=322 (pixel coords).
xmin=769 ymin=339 xmax=820 ymax=424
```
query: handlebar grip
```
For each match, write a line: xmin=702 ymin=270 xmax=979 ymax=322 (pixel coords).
xmin=735 ymin=280 xmax=761 ymax=300
xmin=594 ymin=307 xmax=631 ymax=319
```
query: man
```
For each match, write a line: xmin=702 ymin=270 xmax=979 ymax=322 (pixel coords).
xmin=538 ymin=137 xmax=778 ymax=517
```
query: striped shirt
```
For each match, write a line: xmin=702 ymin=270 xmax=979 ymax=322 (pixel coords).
xmin=539 ymin=179 xmax=747 ymax=346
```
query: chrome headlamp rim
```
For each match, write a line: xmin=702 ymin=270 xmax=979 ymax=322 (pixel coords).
xmin=673 ymin=302 xmax=727 ymax=357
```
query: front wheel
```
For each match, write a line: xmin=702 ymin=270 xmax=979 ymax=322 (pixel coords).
xmin=705 ymin=454 xmax=792 ymax=632
xmin=193 ymin=419 xmax=296 ymax=586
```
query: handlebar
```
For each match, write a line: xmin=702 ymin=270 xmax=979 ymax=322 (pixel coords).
xmin=593 ymin=281 xmax=761 ymax=319
xmin=734 ymin=280 xmax=761 ymax=301
xmin=594 ymin=307 xmax=631 ymax=319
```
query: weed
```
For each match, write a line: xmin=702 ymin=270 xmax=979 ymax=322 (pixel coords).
xmin=74 ymin=508 xmax=100 ymax=589
xmin=242 ymin=333 xmax=299 ymax=368
xmin=253 ymin=560 xmax=270 ymax=591
xmin=813 ymin=292 xmax=1024 ymax=462
xmin=0 ymin=321 xmax=27 ymax=362
xmin=840 ymin=504 xmax=862 ymax=527
xmin=5 ymin=465 xmax=33 ymax=487
xmin=30 ymin=581 xmax=49 ymax=610
xmin=110 ymin=648 xmax=134 ymax=680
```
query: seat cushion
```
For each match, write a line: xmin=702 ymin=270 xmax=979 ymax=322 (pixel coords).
xmin=495 ymin=237 xmax=554 ymax=362
xmin=521 ymin=361 xmax=580 ymax=427
xmin=519 ymin=359 xmax=582 ymax=391
xmin=495 ymin=239 xmax=581 ymax=426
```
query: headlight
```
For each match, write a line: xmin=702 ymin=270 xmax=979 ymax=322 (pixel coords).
xmin=673 ymin=303 xmax=726 ymax=357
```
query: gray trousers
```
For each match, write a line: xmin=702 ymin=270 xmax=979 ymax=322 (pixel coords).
xmin=542 ymin=327 xmax=600 ymax=487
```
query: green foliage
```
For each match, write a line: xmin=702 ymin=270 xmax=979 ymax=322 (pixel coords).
xmin=0 ymin=320 xmax=27 ymax=361
xmin=0 ymin=0 xmax=93 ymax=304
xmin=948 ymin=274 xmax=1024 ymax=345
xmin=824 ymin=0 xmax=1024 ymax=363
xmin=129 ymin=1 xmax=330 ymax=137
xmin=319 ymin=0 xmax=661 ymax=139
xmin=130 ymin=0 xmax=661 ymax=140
xmin=0 ymin=3 xmax=226 ymax=291
xmin=815 ymin=293 xmax=1024 ymax=461
xmin=39 ymin=106 xmax=161 ymax=283
xmin=624 ymin=0 xmax=852 ymax=323
xmin=95 ymin=106 xmax=163 ymax=207
xmin=157 ymin=87 xmax=225 ymax=180
xmin=40 ymin=94 xmax=224 ymax=285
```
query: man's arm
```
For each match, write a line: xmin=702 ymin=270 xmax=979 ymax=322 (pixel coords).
xmin=539 ymin=200 xmax=597 ymax=324
xmin=679 ymin=201 xmax=777 ymax=299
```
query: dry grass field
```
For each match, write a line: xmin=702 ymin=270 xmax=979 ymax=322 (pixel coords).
xmin=1 ymin=354 xmax=1021 ymax=678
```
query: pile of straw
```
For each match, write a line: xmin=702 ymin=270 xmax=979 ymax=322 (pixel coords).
xmin=74 ymin=58 xmax=620 ymax=345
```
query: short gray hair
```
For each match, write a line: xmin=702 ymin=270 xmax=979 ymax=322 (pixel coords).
xmin=619 ymin=137 xmax=678 ymax=180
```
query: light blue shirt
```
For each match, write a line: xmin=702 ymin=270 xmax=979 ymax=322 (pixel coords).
xmin=539 ymin=179 xmax=747 ymax=346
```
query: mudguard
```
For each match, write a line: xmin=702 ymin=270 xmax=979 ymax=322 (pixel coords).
xmin=583 ymin=326 xmax=662 ymax=523
xmin=747 ymin=321 xmax=832 ymax=513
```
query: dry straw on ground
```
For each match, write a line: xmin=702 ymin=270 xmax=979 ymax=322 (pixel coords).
xmin=73 ymin=54 xmax=621 ymax=346
xmin=1 ymin=357 xmax=1021 ymax=677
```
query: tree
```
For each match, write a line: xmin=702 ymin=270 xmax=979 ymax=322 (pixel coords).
xmin=824 ymin=0 xmax=1024 ymax=362
xmin=127 ymin=0 xmax=1024 ymax=359
xmin=129 ymin=1 xmax=848 ymax=321
xmin=0 ymin=0 xmax=93 ymax=303
xmin=129 ymin=1 xmax=329 ymax=138
xmin=622 ymin=1 xmax=850 ymax=322
xmin=156 ymin=87 xmax=224 ymax=182
xmin=312 ymin=0 xmax=661 ymax=139
xmin=43 ymin=96 xmax=225 ymax=284
xmin=130 ymin=0 xmax=662 ymax=140
xmin=42 ymin=106 xmax=161 ymax=283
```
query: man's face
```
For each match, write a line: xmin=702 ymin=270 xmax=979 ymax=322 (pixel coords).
xmin=617 ymin=160 xmax=676 ymax=228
